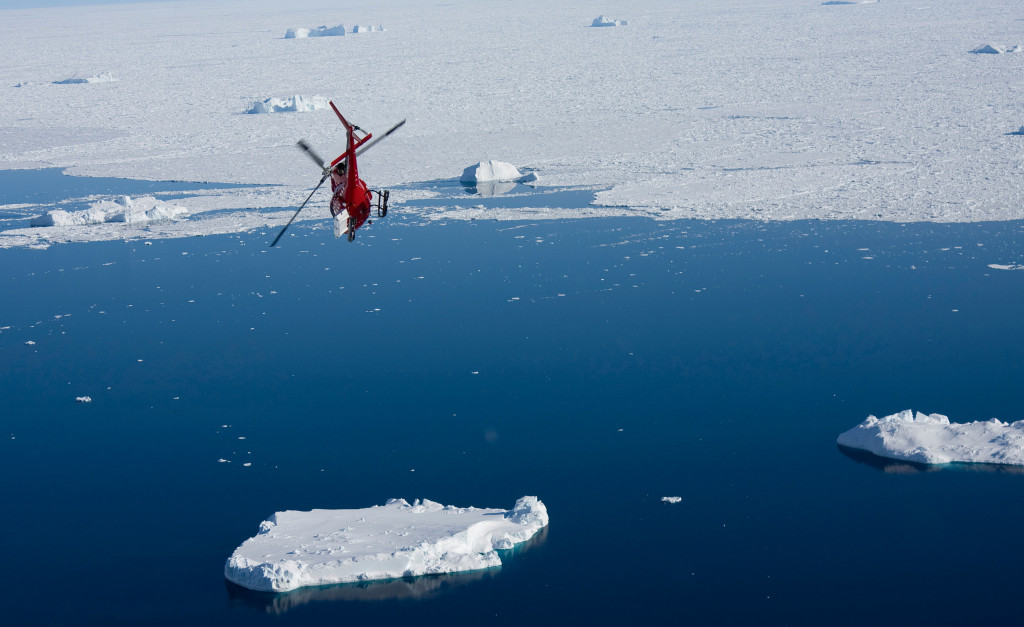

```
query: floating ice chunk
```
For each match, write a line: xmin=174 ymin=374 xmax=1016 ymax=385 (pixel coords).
xmin=247 ymin=95 xmax=330 ymax=114
xmin=75 ymin=396 xmax=92 ymax=403
xmin=225 ymin=496 xmax=549 ymax=592
xmin=661 ymin=496 xmax=682 ymax=504
xmin=591 ymin=15 xmax=628 ymax=27
xmin=837 ymin=409 xmax=1024 ymax=465
xmin=54 ymin=71 xmax=116 ymax=84
xmin=285 ymin=24 xmax=346 ymax=38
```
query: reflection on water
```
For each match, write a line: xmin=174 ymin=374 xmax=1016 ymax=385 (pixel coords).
xmin=838 ymin=445 xmax=1024 ymax=475
xmin=461 ymin=180 xmax=518 ymax=196
xmin=226 ymin=570 xmax=496 ymax=615
xmin=226 ymin=525 xmax=549 ymax=614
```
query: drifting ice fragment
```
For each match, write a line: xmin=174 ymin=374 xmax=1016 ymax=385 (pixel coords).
xmin=837 ymin=409 xmax=1024 ymax=465
xmin=224 ymin=496 xmax=549 ymax=592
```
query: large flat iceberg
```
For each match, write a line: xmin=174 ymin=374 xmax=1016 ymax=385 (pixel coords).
xmin=837 ymin=410 xmax=1024 ymax=465
xmin=225 ymin=496 xmax=548 ymax=592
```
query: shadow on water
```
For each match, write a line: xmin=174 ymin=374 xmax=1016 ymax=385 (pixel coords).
xmin=225 ymin=571 xmax=496 ymax=614
xmin=838 ymin=445 xmax=1024 ymax=475
xmin=225 ymin=525 xmax=549 ymax=615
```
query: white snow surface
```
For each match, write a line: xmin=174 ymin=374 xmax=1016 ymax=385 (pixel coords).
xmin=837 ymin=410 xmax=1024 ymax=466
xmin=2 ymin=0 xmax=1024 ymax=248
xmin=225 ymin=496 xmax=549 ymax=592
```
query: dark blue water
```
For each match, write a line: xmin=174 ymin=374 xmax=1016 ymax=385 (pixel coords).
xmin=2 ymin=208 xmax=1024 ymax=625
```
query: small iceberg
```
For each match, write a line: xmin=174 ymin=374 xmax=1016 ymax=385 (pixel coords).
xmin=53 ymin=71 xmax=116 ymax=85
xmin=591 ymin=15 xmax=628 ymax=27
xmin=460 ymin=160 xmax=536 ymax=195
xmin=971 ymin=44 xmax=1022 ymax=54
xmin=837 ymin=409 xmax=1024 ymax=466
xmin=247 ymin=95 xmax=330 ymax=114
xmin=225 ymin=496 xmax=548 ymax=592
xmin=285 ymin=24 xmax=346 ymax=38
xmin=31 ymin=195 xmax=187 ymax=227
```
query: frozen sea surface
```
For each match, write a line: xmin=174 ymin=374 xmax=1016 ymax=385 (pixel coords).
xmin=3 ymin=206 xmax=1024 ymax=624
xmin=1 ymin=0 xmax=1024 ymax=243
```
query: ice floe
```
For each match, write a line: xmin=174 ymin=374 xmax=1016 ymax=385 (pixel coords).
xmin=31 ymin=196 xmax=187 ymax=227
xmin=4 ymin=0 xmax=1024 ymax=249
xmin=246 ymin=95 xmax=330 ymax=114
xmin=225 ymin=496 xmax=548 ymax=592
xmin=837 ymin=409 xmax=1024 ymax=466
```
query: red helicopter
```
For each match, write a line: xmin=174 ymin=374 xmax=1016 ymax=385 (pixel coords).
xmin=271 ymin=101 xmax=404 ymax=246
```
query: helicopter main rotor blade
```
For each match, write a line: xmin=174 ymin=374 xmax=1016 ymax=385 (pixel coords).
xmin=296 ymin=139 xmax=328 ymax=172
xmin=356 ymin=119 xmax=406 ymax=158
xmin=270 ymin=171 xmax=330 ymax=248
xmin=332 ymin=119 xmax=407 ymax=169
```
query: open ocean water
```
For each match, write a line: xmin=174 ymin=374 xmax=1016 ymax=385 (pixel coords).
xmin=2 ymin=174 xmax=1024 ymax=625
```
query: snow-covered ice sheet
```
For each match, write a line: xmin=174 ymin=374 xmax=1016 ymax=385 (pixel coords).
xmin=2 ymin=0 xmax=1024 ymax=248
xmin=225 ymin=496 xmax=549 ymax=592
xmin=837 ymin=410 xmax=1024 ymax=466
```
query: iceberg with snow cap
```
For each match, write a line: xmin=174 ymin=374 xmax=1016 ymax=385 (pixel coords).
xmin=225 ymin=496 xmax=549 ymax=592
xmin=837 ymin=410 xmax=1024 ymax=465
